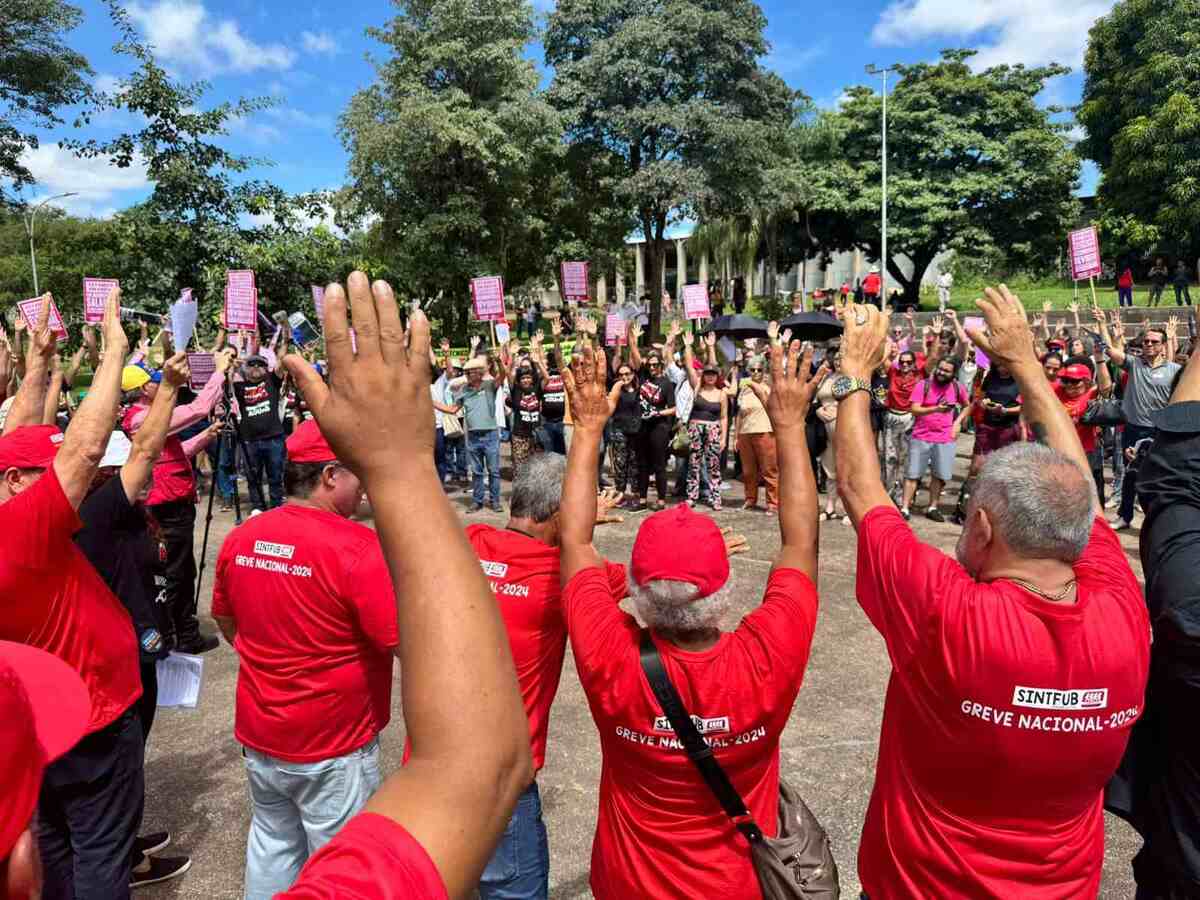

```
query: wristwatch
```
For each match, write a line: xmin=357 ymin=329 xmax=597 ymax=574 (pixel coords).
xmin=831 ymin=375 xmax=872 ymax=401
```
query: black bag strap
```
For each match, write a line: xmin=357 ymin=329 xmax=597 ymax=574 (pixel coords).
xmin=638 ymin=630 xmax=764 ymax=844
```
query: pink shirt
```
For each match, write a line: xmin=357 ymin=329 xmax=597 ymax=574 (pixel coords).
xmin=910 ymin=379 xmax=966 ymax=444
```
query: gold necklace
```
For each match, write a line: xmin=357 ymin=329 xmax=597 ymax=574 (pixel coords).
xmin=1008 ymin=576 xmax=1078 ymax=603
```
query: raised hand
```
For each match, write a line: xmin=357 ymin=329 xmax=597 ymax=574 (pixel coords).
xmin=1167 ymin=316 xmax=1179 ymax=338
xmin=551 ymin=317 xmax=562 ymax=338
xmin=767 ymin=320 xmax=779 ymax=344
xmin=963 ymin=285 xmax=1037 ymax=371
xmin=764 ymin=340 xmax=827 ymax=432
xmin=705 ymin=332 xmax=716 ymax=348
xmin=682 ymin=330 xmax=695 ymax=348
xmin=931 ymin=315 xmax=944 ymax=334
xmin=839 ymin=304 xmax=890 ymax=380
xmin=1042 ymin=300 xmax=1053 ymax=313
xmin=82 ymin=325 xmax=98 ymax=350
xmin=595 ymin=487 xmax=624 ymax=524
xmin=629 ymin=320 xmax=643 ymax=342
xmin=1067 ymin=301 xmax=1079 ymax=314
xmin=214 ymin=348 xmax=236 ymax=375
xmin=160 ymin=352 xmax=191 ymax=389
xmin=562 ymin=342 xmax=617 ymax=431
xmin=440 ymin=337 xmax=451 ymax=353
xmin=283 ymin=273 xmax=434 ymax=479
xmin=721 ymin=527 xmax=749 ymax=557
xmin=25 ymin=295 xmax=57 ymax=366
xmin=583 ymin=316 xmax=598 ymax=337
xmin=945 ymin=309 xmax=958 ymax=324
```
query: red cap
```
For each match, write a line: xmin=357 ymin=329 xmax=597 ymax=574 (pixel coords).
xmin=1060 ymin=364 xmax=1093 ymax=381
xmin=285 ymin=419 xmax=336 ymax=464
xmin=631 ymin=505 xmax=730 ymax=597
xmin=0 ymin=425 xmax=64 ymax=471
xmin=0 ymin=641 xmax=90 ymax=859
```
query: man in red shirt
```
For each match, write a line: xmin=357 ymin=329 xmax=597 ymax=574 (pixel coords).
xmin=123 ymin=346 xmax=233 ymax=653
xmin=266 ymin=273 xmax=531 ymax=900
xmin=862 ymin=266 xmax=882 ymax=305
xmin=880 ymin=348 xmax=920 ymax=502
xmin=464 ymin=452 xmax=626 ymax=898
xmin=0 ymin=291 xmax=152 ymax=899
xmin=1055 ymin=361 xmax=1112 ymax=504
xmin=554 ymin=338 xmax=825 ymax=899
xmin=212 ymin=418 xmax=400 ymax=899
xmin=836 ymin=288 xmax=1151 ymax=898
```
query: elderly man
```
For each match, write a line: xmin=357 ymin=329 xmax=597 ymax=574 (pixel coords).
xmin=450 ymin=354 xmax=508 ymax=512
xmin=1106 ymin=344 xmax=1200 ymax=898
xmin=557 ymin=336 xmax=826 ymax=898
xmin=835 ymin=287 xmax=1151 ymax=898
xmin=211 ymin=418 xmax=399 ymax=899
xmin=0 ymin=292 xmax=152 ymax=899
xmin=122 ymin=347 xmax=233 ymax=653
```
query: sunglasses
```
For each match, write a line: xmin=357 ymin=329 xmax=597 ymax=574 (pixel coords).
xmin=748 ymin=368 xmax=763 ymax=373
xmin=1143 ymin=339 xmax=1162 ymax=346
xmin=898 ymin=360 xmax=914 ymax=367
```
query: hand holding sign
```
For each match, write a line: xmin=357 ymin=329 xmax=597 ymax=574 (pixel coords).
xmin=83 ymin=278 xmax=120 ymax=325
xmin=24 ymin=295 xmax=57 ymax=365
xmin=100 ymin=285 xmax=129 ymax=361
xmin=160 ymin=352 xmax=191 ymax=390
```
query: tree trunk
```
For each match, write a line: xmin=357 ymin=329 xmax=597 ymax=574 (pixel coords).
xmin=766 ymin=218 xmax=779 ymax=300
xmin=889 ymin=251 xmax=933 ymax=309
xmin=644 ymin=212 xmax=667 ymax=340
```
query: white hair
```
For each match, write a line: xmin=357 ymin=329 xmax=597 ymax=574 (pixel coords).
xmin=629 ymin=577 xmax=733 ymax=634
xmin=970 ymin=442 xmax=1094 ymax=563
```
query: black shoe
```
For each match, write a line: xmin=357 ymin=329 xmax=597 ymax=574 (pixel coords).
xmin=469 ymin=503 xmax=485 ymax=513
xmin=131 ymin=855 xmax=191 ymax=889
xmin=900 ymin=508 xmax=912 ymax=521
xmin=134 ymin=832 xmax=171 ymax=858
xmin=926 ymin=508 xmax=946 ymax=523
xmin=490 ymin=502 xmax=503 ymax=512
xmin=175 ymin=634 xmax=219 ymax=655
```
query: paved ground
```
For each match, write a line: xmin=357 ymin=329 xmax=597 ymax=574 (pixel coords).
xmin=144 ymin=439 xmax=1144 ymax=898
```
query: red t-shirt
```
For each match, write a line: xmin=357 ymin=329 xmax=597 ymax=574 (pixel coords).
xmin=1055 ymin=383 xmax=1099 ymax=452
xmin=854 ymin=507 xmax=1150 ymax=899
xmin=886 ymin=366 xmax=921 ymax=412
xmin=562 ymin=565 xmax=819 ymax=900
xmin=212 ymin=504 xmax=398 ymax=762
xmin=466 ymin=525 xmax=626 ymax=771
xmin=0 ymin=467 xmax=141 ymax=734
xmin=278 ymin=813 xmax=447 ymax=899
xmin=121 ymin=405 xmax=195 ymax=506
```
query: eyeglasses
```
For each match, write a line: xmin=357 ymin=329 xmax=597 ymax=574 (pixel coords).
xmin=898 ymin=360 xmax=914 ymax=367
xmin=748 ymin=368 xmax=763 ymax=373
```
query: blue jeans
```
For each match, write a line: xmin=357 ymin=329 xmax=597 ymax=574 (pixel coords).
xmin=468 ymin=429 xmax=502 ymax=506
xmin=242 ymin=738 xmax=382 ymax=900
xmin=244 ymin=435 xmax=286 ymax=511
xmin=435 ymin=427 xmax=447 ymax=482
xmin=479 ymin=782 xmax=549 ymax=900
xmin=1118 ymin=424 xmax=1155 ymax=523
xmin=445 ymin=433 xmax=468 ymax=479
xmin=217 ymin=430 xmax=238 ymax=500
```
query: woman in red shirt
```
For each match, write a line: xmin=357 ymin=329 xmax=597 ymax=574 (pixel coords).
xmin=1054 ymin=361 xmax=1112 ymax=502
xmin=1118 ymin=267 xmax=1135 ymax=308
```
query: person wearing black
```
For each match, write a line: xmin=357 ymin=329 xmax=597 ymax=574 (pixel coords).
xmin=608 ymin=362 xmax=642 ymax=505
xmin=709 ymin=285 xmax=726 ymax=319
xmin=507 ymin=365 xmax=542 ymax=480
xmin=76 ymin=353 xmax=196 ymax=888
xmin=628 ymin=347 xmax=676 ymax=510
xmin=1106 ymin=352 xmax=1200 ymax=899
xmin=232 ymin=352 xmax=287 ymax=513
xmin=953 ymin=364 xmax=1022 ymax=523
xmin=732 ymin=276 xmax=747 ymax=314
xmin=1174 ymin=260 xmax=1194 ymax=307
xmin=1148 ymin=258 xmax=1169 ymax=306
xmin=535 ymin=326 xmax=568 ymax=454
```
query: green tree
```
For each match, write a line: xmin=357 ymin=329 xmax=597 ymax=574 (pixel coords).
xmin=1078 ymin=0 xmax=1200 ymax=261
xmin=339 ymin=0 xmax=564 ymax=340
xmin=1 ymin=0 xmax=92 ymax=205
xmin=545 ymin=0 xmax=797 ymax=337
xmin=808 ymin=51 xmax=1080 ymax=304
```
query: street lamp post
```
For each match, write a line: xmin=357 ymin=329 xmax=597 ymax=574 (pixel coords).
xmin=22 ymin=192 xmax=78 ymax=295
xmin=866 ymin=64 xmax=900 ymax=297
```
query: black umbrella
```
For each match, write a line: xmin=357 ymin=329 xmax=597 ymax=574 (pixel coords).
xmin=704 ymin=314 xmax=769 ymax=340
xmin=779 ymin=311 xmax=843 ymax=343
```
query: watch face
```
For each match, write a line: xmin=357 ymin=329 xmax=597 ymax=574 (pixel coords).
xmin=832 ymin=374 xmax=855 ymax=399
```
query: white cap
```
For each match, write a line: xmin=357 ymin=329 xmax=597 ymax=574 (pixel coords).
xmin=99 ymin=431 xmax=132 ymax=469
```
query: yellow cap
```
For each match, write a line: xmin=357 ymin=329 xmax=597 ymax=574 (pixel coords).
xmin=121 ymin=366 xmax=151 ymax=392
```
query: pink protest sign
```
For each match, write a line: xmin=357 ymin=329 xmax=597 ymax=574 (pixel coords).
xmin=605 ymin=314 xmax=625 ymax=347
xmin=186 ymin=352 xmax=217 ymax=391
xmin=82 ymin=278 xmax=120 ymax=324
xmin=560 ymin=261 xmax=589 ymax=301
xmin=18 ymin=296 xmax=68 ymax=342
xmin=311 ymin=285 xmax=325 ymax=322
xmin=682 ymin=283 xmax=711 ymax=320
xmin=1068 ymin=226 xmax=1102 ymax=281
xmin=962 ymin=317 xmax=990 ymax=370
xmin=224 ymin=270 xmax=258 ymax=329
xmin=470 ymin=276 xmax=506 ymax=321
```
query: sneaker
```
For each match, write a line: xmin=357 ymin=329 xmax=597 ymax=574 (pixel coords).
xmin=175 ymin=634 xmax=219 ymax=655
xmin=130 ymin=855 xmax=191 ymax=889
xmin=1111 ymin=517 xmax=1132 ymax=530
xmin=490 ymin=502 xmax=503 ymax=513
xmin=248 ymin=509 xmax=263 ymax=518
xmin=468 ymin=503 xmax=485 ymax=513
xmin=900 ymin=508 xmax=912 ymax=521
xmin=134 ymin=832 xmax=171 ymax=858
xmin=926 ymin=508 xmax=946 ymax=523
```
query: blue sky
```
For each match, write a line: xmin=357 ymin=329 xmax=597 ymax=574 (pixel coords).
xmin=15 ymin=0 xmax=1108 ymax=220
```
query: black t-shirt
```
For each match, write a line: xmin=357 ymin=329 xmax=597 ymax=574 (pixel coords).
xmin=981 ymin=370 xmax=1022 ymax=426
xmin=540 ymin=373 xmax=566 ymax=422
xmin=638 ymin=376 xmax=676 ymax=421
xmin=613 ymin=385 xmax=643 ymax=434
xmin=234 ymin=373 xmax=284 ymax=441
xmin=76 ymin=476 xmax=170 ymax=661
xmin=508 ymin=383 xmax=543 ymax=437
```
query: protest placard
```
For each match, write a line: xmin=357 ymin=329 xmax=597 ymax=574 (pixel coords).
xmin=1068 ymin=226 xmax=1102 ymax=282
xmin=605 ymin=313 xmax=626 ymax=347
xmin=682 ymin=283 xmax=711 ymax=320
xmin=962 ymin=317 xmax=990 ymax=370
xmin=224 ymin=270 xmax=258 ymax=329
xmin=311 ymin=285 xmax=325 ymax=322
xmin=560 ymin=261 xmax=589 ymax=301
xmin=82 ymin=278 xmax=120 ymax=324
xmin=495 ymin=322 xmax=511 ymax=344
xmin=186 ymin=352 xmax=217 ymax=391
xmin=288 ymin=312 xmax=319 ymax=347
xmin=171 ymin=288 xmax=199 ymax=350
xmin=470 ymin=276 xmax=506 ymax=321
xmin=18 ymin=296 xmax=68 ymax=342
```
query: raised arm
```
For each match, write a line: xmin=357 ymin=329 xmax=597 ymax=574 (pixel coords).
xmin=283 ymin=273 xmax=530 ymax=899
xmin=1166 ymin=316 xmax=1180 ymax=362
xmin=965 ymin=285 xmax=1098 ymax=512
xmin=120 ymin=353 xmax=189 ymax=502
xmin=1068 ymin=301 xmax=1082 ymax=337
xmin=836 ymin=306 xmax=895 ymax=527
xmin=41 ymin=356 xmax=65 ymax=426
xmin=682 ymin=330 xmax=701 ymax=391
xmin=53 ymin=290 xmax=130 ymax=509
xmin=3 ymin=295 xmax=57 ymax=435
xmin=126 ymin=350 xmax=234 ymax=436
xmin=628 ymin=320 xmax=644 ymax=370
xmin=764 ymin=342 xmax=824 ymax=579
xmin=1097 ymin=307 xmax=1126 ymax=367
xmin=945 ymin=310 xmax=969 ymax=360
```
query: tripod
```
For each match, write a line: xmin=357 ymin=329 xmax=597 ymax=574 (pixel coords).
xmin=195 ymin=379 xmax=254 ymax=600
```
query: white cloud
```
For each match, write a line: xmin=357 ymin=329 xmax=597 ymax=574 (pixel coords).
xmin=19 ymin=144 xmax=151 ymax=218
xmin=871 ymin=0 xmax=1115 ymax=70
xmin=126 ymin=0 xmax=297 ymax=74
xmin=300 ymin=30 xmax=338 ymax=55
xmin=264 ymin=106 xmax=333 ymax=130
xmin=764 ymin=38 xmax=829 ymax=77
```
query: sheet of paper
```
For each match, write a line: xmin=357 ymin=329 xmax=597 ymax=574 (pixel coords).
xmin=170 ymin=290 xmax=199 ymax=351
xmin=311 ymin=285 xmax=325 ymax=322
xmin=962 ymin=317 xmax=990 ymax=369
xmin=156 ymin=652 xmax=204 ymax=708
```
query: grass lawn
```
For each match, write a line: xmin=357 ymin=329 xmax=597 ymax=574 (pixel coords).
xmin=934 ymin=280 xmax=1153 ymax=312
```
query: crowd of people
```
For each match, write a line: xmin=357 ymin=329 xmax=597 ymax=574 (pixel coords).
xmin=1 ymin=271 xmax=1198 ymax=900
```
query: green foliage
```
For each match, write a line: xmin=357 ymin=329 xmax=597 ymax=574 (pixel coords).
xmin=0 ymin=0 xmax=93 ymax=204
xmin=545 ymin=0 xmax=798 ymax=336
xmin=1078 ymin=0 xmax=1200 ymax=259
